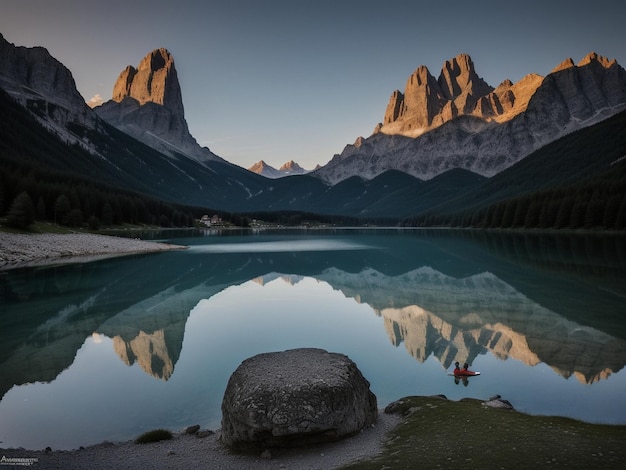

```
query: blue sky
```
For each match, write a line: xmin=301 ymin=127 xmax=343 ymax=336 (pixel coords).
xmin=1 ymin=0 xmax=625 ymax=170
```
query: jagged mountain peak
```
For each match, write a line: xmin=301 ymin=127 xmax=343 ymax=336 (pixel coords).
xmin=438 ymin=53 xmax=492 ymax=101
xmin=315 ymin=51 xmax=626 ymax=185
xmin=112 ymin=48 xmax=182 ymax=114
xmin=95 ymin=48 xmax=222 ymax=163
xmin=378 ymin=53 xmax=497 ymax=137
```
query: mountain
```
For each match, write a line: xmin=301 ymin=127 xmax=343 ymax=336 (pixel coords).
xmin=94 ymin=48 xmax=222 ymax=164
xmin=279 ymin=160 xmax=308 ymax=176
xmin=1 ymin=33 xmax=624 ymax=225
xmin=249 ymin=160 xmax=311 ymax=178
xmin=0 ymin=35 xmax=267 ymax=212
xmin=242 ymin=168 xmax=486 ymax=218
xmin=314 ymin=52 xmax=626 ymax=184
xmin=249 ymin=160 xmax=283 ymax=178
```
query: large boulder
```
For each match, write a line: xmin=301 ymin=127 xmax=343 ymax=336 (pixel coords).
xmin=220 ymin=348 xmax=378 ymax=450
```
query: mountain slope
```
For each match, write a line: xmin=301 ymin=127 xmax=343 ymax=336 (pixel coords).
xmin=0 ymin=86 xmax=267 ymax=212
xmin=413 ymin=109 xmax=626 ymax=226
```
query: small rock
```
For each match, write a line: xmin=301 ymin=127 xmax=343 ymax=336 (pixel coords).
xmin=384 ymin=400 xmax=406 ymax=414
xmin=167 ymin=450 xmax=176 ymax=456
xmin=483 ymin=397 xmax=514 ymax=410
xmin=184 ymin=425 xmax=200 ymax=435
xmin=195 ymin=430 xmax=214 ymax=438
xmin=261 ymin=449 xmax=272 ymax=459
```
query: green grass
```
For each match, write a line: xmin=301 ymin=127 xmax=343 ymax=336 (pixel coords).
xmin=341 ymin=396 xmax=626 ymax=470
xmin=134 ymin=429 xmax=173 ymax=444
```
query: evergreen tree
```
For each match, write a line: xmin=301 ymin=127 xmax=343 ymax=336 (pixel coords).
xmin=36 ymin=197 xmax=46 ymax=220
xmin=68 ymin=208 xmax=83 ymax=227
xmin=54 ymin=194 xmax=71 ymax=225
xmin=524 ymin=199 xmax=541 ymax=228
xmin=6 ymin=191 xmax=35 ymax=229
xmin=569 ymin=201 xmax=586 ymax=228
xmin=512 ymin=197 xmax=530 ymax=228
xmin=88 ymin=215 xmax=100 ymax=230
xmin=101 ymin=202 xmax=113 ymax=226
xmin=501 ymin=200 xmax=517 ymax=228
xmin=602 ymin=195 xmax=621 ymax=229
xmin=584 ymin=193 xmax=604 ymax=228
xmin=554 ymin=197 xmax=573 ymax=229
xmin=490 ymin=203 xmax=505 ymax=228
xmin=615 ymin=195 xmax=626 ymax=230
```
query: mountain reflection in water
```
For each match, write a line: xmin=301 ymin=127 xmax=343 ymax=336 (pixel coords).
xmin=0 ymin=229 xmax=625 ymax=449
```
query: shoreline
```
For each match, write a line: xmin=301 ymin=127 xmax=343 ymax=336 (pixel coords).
xmin=0 ymin=232 xmax=187 ymax=271
xmin=0 ymin=411 xmax=401 ymax=470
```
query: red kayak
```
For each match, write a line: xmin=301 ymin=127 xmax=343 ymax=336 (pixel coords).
xmin=453 ymin=369 xmax=480 ymax=376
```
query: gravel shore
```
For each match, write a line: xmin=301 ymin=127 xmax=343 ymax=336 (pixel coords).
xmin=0 ymin=412 xmax=400 ymax=470
xmin=0 ymin=232 xmax=186 ymax=270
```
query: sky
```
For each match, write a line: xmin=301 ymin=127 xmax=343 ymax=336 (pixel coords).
xmin=2 ymin=0 xmax=626 ymax=171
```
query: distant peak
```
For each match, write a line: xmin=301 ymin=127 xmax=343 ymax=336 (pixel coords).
xmin=248 ymin=160 xmax=273 ymax=172
xmin=280 ymin=160 xmax=304 ymax=171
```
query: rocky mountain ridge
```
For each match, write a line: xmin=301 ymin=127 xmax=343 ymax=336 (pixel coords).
xmin=0 ymin=33 xmax=100 ymax=150
xmin=315 ymin=52 xmax=626 ymax=184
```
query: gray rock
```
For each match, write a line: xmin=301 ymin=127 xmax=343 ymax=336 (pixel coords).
xmin=183 ymin=425 xmax=200 ymax=435
xmin=482 ymin=397 xmax=514 ymax=410
xmin=220 ymin=348 xmax=378 ymax=450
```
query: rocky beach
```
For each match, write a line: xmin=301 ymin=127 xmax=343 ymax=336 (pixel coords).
xmin=0 ymin=412 xmax=400 ymax=470
xmin=0 ymin=232 xmax=186 ymax=270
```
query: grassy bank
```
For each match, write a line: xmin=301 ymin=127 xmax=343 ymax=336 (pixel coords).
xmin=342 ymin=396 xmax=626 ymax=469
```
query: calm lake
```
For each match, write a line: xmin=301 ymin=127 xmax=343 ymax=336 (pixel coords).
xmin=1 ymin=229 xmax=625 ymax=450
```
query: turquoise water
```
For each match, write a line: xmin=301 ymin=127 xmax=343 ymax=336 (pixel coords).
xmin=1 ymin=229 xmax=625 ymax=450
